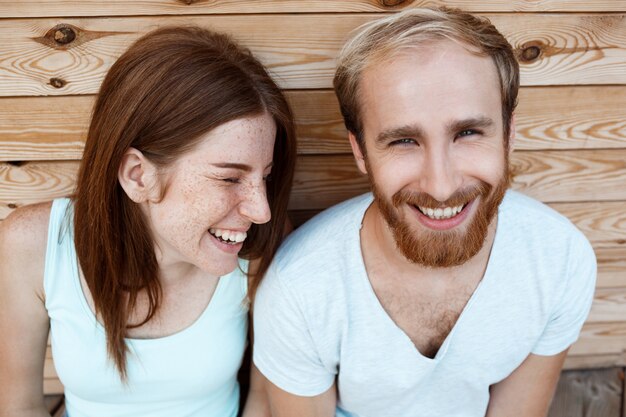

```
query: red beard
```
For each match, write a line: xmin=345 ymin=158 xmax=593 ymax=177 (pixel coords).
xmin=371 ymin=165 xmax=510 ymax=268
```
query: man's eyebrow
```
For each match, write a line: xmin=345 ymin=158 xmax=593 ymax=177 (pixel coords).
xmin=374 ymin=117 xmax=495 ymax=145
xmin=375 ymin=124 xmax=426 ymax=145
xmin=447 ymin=116 xmax=495 ymax=133
xmin=210 ymin=162 xmax=273 ymax=172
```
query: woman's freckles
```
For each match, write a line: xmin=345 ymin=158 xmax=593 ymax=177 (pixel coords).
xmin=144 ymin=113 xmax=275 ymax=275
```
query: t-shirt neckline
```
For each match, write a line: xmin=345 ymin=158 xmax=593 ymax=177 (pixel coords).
xmin=352 ymin=193 xmax=504 ymax=363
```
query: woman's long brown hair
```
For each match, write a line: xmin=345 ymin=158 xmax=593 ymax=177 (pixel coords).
xmin=73 ymin=26 xmax=296 ymax=380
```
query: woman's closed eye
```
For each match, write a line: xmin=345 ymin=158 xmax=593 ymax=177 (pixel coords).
xmin=221 ymin=177 xmax=240 ymax=184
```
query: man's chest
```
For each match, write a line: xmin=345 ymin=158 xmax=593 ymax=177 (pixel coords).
xmin=373 ymin=282 xmax=476 ymax=358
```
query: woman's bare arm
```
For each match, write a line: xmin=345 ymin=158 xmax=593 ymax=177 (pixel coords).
xmin=0 ymin=203 xmax=52 ymax=417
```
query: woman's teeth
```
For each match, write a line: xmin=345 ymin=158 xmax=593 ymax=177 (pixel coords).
xmin=418 ymin=204 xmax=464 ymax=220
xmin=209 ymin=228 xmax=247 ymax=244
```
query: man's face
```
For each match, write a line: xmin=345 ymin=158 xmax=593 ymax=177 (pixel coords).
xmin=353 ymin=40 xmax=511 ymax=268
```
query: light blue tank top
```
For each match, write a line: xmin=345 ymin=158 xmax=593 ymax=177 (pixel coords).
xmin=44 ymin=198 xmax=249 ymax=417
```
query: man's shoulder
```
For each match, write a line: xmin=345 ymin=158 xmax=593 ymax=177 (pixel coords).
xmin=499 ymin=190 xmax=593 ymax=256
xmin=271 ymin=193 xmax=372 ymax=274
xmin=502 ymin=191 xmax=578 ymax=232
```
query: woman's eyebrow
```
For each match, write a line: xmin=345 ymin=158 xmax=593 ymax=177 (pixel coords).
xmin=210 ymin=162 xmax=273 ymax=171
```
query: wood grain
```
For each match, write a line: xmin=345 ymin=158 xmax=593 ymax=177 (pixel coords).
xmin=548 ymin=368 xmax=622 ymax=417
xmin=1 ymin=14 xmax=625 ymax=95
xmin=0 ymin=95 xmax=91 ymax=161
xmin=2 ymin=0 xmax=626 ymax=17
xmin=44 ymin=378 xmax=64 ymax=395
xmin=2 ymin=85 xmax=624 ymax=161
xmin=564 ymin=353 xmax=626 ymax=370
xmin=0 ymin=161 xmax=78 ymax=219
xmin=2 ymin=150 xmax=625 ymax=215
xmin=570 ymin=322 xmax=626 ymax=357
xmin=594 ymin=247 xmax=626 ymax=289
xmin=510 ymin=149 xmax=626 ymax=203
xmin=514 ymin=86 xmax=626 ymax=151
xmin=588 ymin=288 xmax=626 ymax=323
xmin=550 ymin=202 xmax=626 ymax=249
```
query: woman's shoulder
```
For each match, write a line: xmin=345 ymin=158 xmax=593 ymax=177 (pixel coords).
xmin=0 ymin=201 xmax=52 ymax=289
xmin=1 ymin=201 xmax=52 ymax=250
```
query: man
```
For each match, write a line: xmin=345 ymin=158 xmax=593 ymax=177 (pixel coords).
xmin=253 ymin=7 xmax=596 ymax=417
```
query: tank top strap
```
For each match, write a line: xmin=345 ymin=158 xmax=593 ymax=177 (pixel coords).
xmin=43 ymin=198 xmax=75 ymax=303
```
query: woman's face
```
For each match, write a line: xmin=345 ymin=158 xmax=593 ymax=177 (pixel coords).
xmin=145 ymin=112 xmax=277 ymax=278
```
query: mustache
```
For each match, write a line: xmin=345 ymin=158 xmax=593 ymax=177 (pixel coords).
xmin=391 ymin=182 xmax=492 ymax=209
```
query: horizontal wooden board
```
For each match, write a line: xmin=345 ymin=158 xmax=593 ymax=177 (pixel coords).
xmin=550 ymin=202 xmax=626 ymax=249
xmin=2 ymin=150 xmax=626 ymax=216
xmin=44 ymin=378 xmax=64 ymax=395
xmin=593 ymin=247 xmax=626 ymax=289
xmin=563 ymin=353 xmax=626 ymax=370
xmin=514 ymin=87 xmax=626 ymax=151
xmin=0 ymin=96 xmax=91 ymax=161
xmin=0 ymin=161 xmax=78 ymax=218
xmin=3 ymin=0 xmax=626 ymax=18
xmin=1 ymin=13 xmax=625 ymax=96
xmin=548 ymin=368 xmax=622 ymax=417
xmin=510 ymin=150 xmax=626 ymax=203
xmin=570 ymin=322 xmax=626 ymax=358
xmin=2 ymin=85 xmax=625 ymax=161
xmin=44 ymin=357 xmax=57 ymax=379
xmin=588 ymin=288 xmax=626 ymax=323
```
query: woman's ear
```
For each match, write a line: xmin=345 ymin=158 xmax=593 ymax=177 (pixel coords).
xmin=118 ymin=148 xmax=160 ymax=203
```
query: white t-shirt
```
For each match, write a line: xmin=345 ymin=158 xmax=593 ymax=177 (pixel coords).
xmin=254 ymin=191 xmax=596 ymax=417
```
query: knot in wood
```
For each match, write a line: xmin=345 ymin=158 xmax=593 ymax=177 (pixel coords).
xmin=518 ymin=43 xmax=543 ymax=63
xmin=53 ymin=25 xmax=76 ymax=45
xmin=7 ymin=203 xmax=17 ymax=209
xmin=380 ymin=0 xmax=411 ymax=7
xmin=49 ymin=78 xmax=67 ymax=89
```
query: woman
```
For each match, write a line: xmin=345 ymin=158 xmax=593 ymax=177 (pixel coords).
xmin=0 ymin=26 xmax=296 ymax=417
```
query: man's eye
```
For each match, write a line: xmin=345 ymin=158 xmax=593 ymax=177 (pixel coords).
xmin=457 ymin=129 xmax=479 ymax=138
xmin=390 ymin=138 xmax=416 ymax=146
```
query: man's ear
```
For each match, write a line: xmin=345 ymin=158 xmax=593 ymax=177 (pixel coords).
xmin=118 ymin=148 xmax=160 ymax=203
xmin=348 ymin=132 xmax=368 ymax=175
xmin=507 ymin=114 xmax=516 ymax=156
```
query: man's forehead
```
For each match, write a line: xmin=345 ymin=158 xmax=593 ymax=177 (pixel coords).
xmin=358 ymin=40 xmax=502 ymax=126
xmin=362 ymin=37 xmax=489 ymax=76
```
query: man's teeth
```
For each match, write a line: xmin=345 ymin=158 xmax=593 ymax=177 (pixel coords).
xmin=209 ymin=228 xmax=247 ymax=244
xmin=418 ymin=205 xmax=464 ymax=220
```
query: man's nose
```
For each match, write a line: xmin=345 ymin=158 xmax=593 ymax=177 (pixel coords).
xmin=419 ymin=146 xmax=462 ymax=203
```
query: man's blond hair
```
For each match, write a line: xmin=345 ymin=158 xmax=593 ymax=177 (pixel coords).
xmin=333 ymin=7 xmax=519 ymax=147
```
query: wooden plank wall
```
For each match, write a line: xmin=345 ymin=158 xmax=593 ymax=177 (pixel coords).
xmin=1 ymin=0 xmax=625 ymax=408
